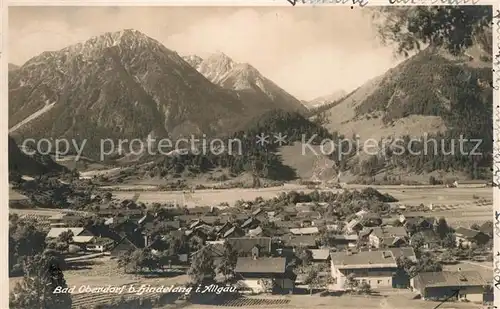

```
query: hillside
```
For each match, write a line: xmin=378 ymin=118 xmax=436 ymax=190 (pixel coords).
xmin=322 ymin=47 xmax=492 ymax=180
xmin=8 ymin=30 xmax=249 ymax=157
xmin=183 ymin=53 xmax=308 ymax=114
xmin=110 ymin=109 xmax=336 ymax=185
xmin=8 ymin=135 xmax=67 ymax=177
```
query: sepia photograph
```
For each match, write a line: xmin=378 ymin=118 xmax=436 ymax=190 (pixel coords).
xmin=6 ymin=5 xmax=496 ymax=309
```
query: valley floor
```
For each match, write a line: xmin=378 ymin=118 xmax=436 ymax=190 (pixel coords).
xmin=10 ymin=184 xmax=493 ymax=227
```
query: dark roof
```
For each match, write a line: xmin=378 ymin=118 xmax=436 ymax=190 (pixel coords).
xmin=455 ymin=227 xmax=482 ymax=239
xmin=223 ymin=226 xmax=244 ymax=238
xmin=252 ymin=208 xmax=263 ymax=216
xmin=241 ymin=217 xmax=257 ymax=228
xmin=284 ymin=235 xmax=317 ymax=247
xmin=235 ymin=257 xmax=286 ymax=274
xmin=200 ymin=216 xmax=227 ymax=225
xmin=226 ymin=237 xmax=272 ymax=255
xmin=479 ymin=221 xmax=493 ymax=235
xmin=98 ymin=209 xmax=144 ymax=216
xmin=110 ymin=236 xmax=139 ymax=254
xmin=296 ymin=211 xmax=321 ymax=219
xmin=416 ymin=230 xmax=440 ymax=242
xmin=188 ymin=206 xmax=214 ymax=215
xmin=143 ymin=220 xmax=181 ymax=231
xmin=274 ymin=221 xmax=299 ymax=228
xmin=414 ymin=271 xmax=487 ymax=288
xmin=177 ymin=214 xmax=200 ymax=222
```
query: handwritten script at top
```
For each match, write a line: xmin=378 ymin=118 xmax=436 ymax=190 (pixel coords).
xmin=388 ymin=0 xmax=480 ymax=4
xmin=286 ymin=0 xmax=368 ymax=7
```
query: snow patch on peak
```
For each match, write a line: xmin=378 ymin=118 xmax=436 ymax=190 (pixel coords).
xmin=182 ymin=55 xmax=203 ymax=70
xmin=58 ymin=29 xmax=168 ymax=61
xmin=198 ymin=52 xmax=236 ymax=84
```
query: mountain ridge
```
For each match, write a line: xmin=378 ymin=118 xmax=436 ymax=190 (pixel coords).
xmin=9 ymin=29 xmax=253 ymax=157
xmin=183 ymin=52 xmax=308 ymax=114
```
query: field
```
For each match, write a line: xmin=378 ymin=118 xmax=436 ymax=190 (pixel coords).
xmin=106 ymin=184 xmax=493 ymax=227
xmin=10 ymin=183 xmax=493 ymax=227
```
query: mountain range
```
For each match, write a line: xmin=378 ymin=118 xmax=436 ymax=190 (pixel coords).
xmin=9 ymin=29 xmax=306 ymax=157
xmin=182 ymin=52 xmax=307 ymax=114
xmin=8 ymin=29 xmax=493 ymax=182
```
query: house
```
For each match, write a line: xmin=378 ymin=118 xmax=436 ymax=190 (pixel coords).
xmin=310 ymin=249 xmax=331 ymax=263
xmin=274 ymin=220 xmax=299 ymax=229
xmin=85 ymin=237 xmax=115 ymax=252
xmin=241 ymin=217 xmax=260 ymax=229
xmin=295 ymin=202 xmax=316 ymax=212
xmin=289 ymin=227 xmax=319 ymax=236
xmin=188 ymin=206 xmax=214 ymax=215
xmin=106 ymin=218 xmax=139 ymax=235
xmin=411 ymin=230 xmax=441 ymax=249
xmin=234 ymin=248 xmax=295 ymax=294
xmin=388 ymin=247 xmax=417 ymax=263
xmin=251 ymin=207 xmax=264 ymax=218
xmin=185 ymin=225 xmax=213 ymax=241
xmin=296 ymin=211 xmax=322 ymax=220
xmin=326 ymin=224 xmax=340 ymax=231
xmin=283 ymin=235 xmax=318 ymax=249
xmin=399 ymin=214 xmax=436 ymax=230
xmin=454 ymin=227 xmax=490 ymax=248
xmin=47 ymin=214 xmax=68 ymax=227
xmin=72 ymin=236 xmax=96 ymax=246
xmin=137 ymin=213 xmax=154 ymax=226
xmin=345 ymin=219 xmax=363 ymax=234
xmin=479 ymin=221 xmax=493 ymax=237
xmin=355 ymin=210 xmax=368 ymax=218
xmin=363 ymin=226 xmax=408 ymax=248
xmin=329 ymin=235 xmax=358 ymax=249
xmin=226 ymin=237 xmax=273 ymax=257
xmin=276 ymin=208 xmax=298 ymax=221
xmin=223 ymin=226 xmax=245 ymax=239
xmin=411 ymin=271 xmax=489 ymax=303
xmin=330 ymin=249 xmax=402 ymax=290
xmin=216 ymin=222 xmax=234 ymax=236
xmin=199 ymin=216 xmax=228 ymax=226
xmin=46 ymin=227 xmax=93 ymax=240
xmin=247 ymin=226 xmax=263 ymax=237
xmin=110 ymin=236 xmax=139 ymax=257
xmin=97 ymin=208 xmax=144 ymax=218
xmin=360 ymin=213 xmax=383 ymax=227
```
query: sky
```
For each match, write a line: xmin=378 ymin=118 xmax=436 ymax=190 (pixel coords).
xmin=9 ymin=6 xmax=403 ymax=101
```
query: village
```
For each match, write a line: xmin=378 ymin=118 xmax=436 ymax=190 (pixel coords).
xmin=9 ymin=186 xmax=494 ymax=309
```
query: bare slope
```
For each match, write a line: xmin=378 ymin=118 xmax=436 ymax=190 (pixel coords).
xmin=324 ymin=48 xmax=492 ymax=143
